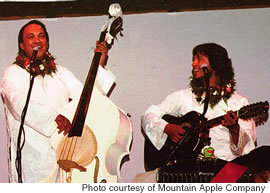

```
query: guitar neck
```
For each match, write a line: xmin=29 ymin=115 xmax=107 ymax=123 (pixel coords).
xmin=205 ymin=110 xmax=239 ymax=129
xmin=68 ymin=31 xmax=107 ymax=137
xmin=67 ymin=13 xmax=124 ymax=137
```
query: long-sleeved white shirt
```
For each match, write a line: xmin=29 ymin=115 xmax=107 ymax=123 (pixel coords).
xmin=141 ymin=88 xmax=257 ymax=162
xmin=0 ymin=63 xmax=115 ymax=182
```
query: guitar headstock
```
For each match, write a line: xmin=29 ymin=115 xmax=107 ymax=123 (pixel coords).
xmin=100 ymin=3 xmax=123 ymax=49
xmin=238 ymin=101 xmax=269 ymax=126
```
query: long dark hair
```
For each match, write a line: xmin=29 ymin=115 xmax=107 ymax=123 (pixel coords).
xmin=18 ymin=20 xmax=50 ymax=54
xmin=192 ymin=43 xmax=235 ymax=86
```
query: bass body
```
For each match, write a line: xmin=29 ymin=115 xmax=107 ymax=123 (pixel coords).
xmin=41 ymin=4 xmax=130 ymax=183
xmin=42 ymin=87 xmax=133 ymax=183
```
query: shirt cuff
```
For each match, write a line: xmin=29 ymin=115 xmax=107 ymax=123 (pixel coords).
xmin=96 ymin=66 xmax=116 ymax=95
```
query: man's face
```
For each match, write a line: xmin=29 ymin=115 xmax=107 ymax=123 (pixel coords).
xmin=19 ymin=24 xmax=48 ymax=60
xmin=192 ymin=52 xmax=212 ymax=79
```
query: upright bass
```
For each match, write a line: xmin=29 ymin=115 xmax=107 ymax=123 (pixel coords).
xmin=42 ymin=4 xmax=132 ymax=183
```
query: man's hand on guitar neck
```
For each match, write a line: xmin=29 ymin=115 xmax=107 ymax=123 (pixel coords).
xmin=95 ymin=41 xmax=109 ymax=68
xmin=222 ymin=110 xmax=240 ymax=146
xmin=164 ymin=123 xmax=186 ymax=143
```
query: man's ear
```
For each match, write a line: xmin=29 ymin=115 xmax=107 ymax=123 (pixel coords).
xmin=19 ymin=42 xmax=24 ymax=50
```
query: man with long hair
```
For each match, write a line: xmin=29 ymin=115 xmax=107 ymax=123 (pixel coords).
xmin=141 ymin=43 xmax=270 ymax=182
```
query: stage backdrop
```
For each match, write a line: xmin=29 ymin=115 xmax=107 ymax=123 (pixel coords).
xmin=1 ymin=7 xmax=270 ymax=182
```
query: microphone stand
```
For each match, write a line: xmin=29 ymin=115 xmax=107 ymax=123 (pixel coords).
xmin=16 ymin=49 xmax=38 ymax=183
xmin=201 ymin=67 xmax=210 ymax=117
xmin=162 ymin=129 xmax=195 ymax=167
xmin=163 ymin=67 xmax=211 ymax=167
xmin=199 ymin=66 xmax=210 ymax=147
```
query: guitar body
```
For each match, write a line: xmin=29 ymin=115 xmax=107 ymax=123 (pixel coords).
xmin=42 ymin=87 xmax=132 ymax=183
xmin=144 ymin=101 xmax=269 ymax=170
xmin=144 ymin=111 xmax=205 ymax=170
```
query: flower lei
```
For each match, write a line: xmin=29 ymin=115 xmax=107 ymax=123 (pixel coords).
xmin=189 ymin=76 xmax=235 ymax=108
xmin=14 ymin=51 xmax=57 ymax=77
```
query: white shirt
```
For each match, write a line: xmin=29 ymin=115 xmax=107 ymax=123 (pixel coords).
xmin=0 ymin=63 xmax=115 ymax=182
xmin=141 ymin=88 xmax=257 ymax=162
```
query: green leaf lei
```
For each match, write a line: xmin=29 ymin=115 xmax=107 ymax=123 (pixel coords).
xmin=189 ymin=76 xmax=235 ymax=108
xmin=14 ymin=51 xmax=57 ymax=77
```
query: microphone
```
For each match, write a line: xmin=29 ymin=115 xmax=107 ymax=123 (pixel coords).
xmin=201 ymin=64 xmax=210 ymax=90
xmin=30 ymin=46 xmax=40 ymax=62
xmin=201 ymin=64 xmax=209 ymax=76
xmin=29 ymin=46 xmax=41 ymax=75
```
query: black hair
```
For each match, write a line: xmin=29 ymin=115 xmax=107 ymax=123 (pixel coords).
xmin=192 ymin=43 xmax=235 ymax=86
xmin=18 ymin=20 xmax=49 ymax=54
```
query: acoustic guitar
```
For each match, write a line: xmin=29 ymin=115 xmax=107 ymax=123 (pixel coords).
xmin=144 ymin=101 xmax=269 ymax=170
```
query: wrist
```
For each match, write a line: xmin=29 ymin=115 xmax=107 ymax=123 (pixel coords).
xmin=164 ymin=124 xmax=169 ymax=134
xmin=229 ymin=124 xmax=240 ymax=135
xmin=99 ymin=55 xmax=109 ymax=68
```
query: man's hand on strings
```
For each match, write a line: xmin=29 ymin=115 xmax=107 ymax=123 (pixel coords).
xmin=95 ymin=41 xmax=109 ymax=68
xmin=164 ymin=123 xmax=186 ymax=143
xmin=55 ymin=114 xmax=72 ymax=135
xmin=222 ymin=110 xmax=240 ymax=145
xmin=222 ymin=110 xmax=240 ymax=134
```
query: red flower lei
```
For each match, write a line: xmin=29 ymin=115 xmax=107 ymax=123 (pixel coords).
xmin=189 ymin=76 xmax=235 ymax=108
xmin=14 ymin=51 xmax=57 ymax=77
